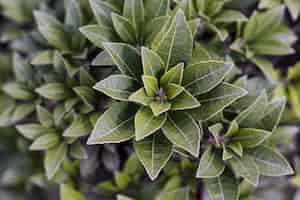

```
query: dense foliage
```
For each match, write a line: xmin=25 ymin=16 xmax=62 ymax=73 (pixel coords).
xmin=0 ymin=0 xmax=300 ymax=200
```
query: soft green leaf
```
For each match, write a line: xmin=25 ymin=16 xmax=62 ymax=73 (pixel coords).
xmin=114 ymin=172 xmax=130 ymax=190
xmin=36 ymin=105 xmax=54 ymax=128
xmin=171 ymin=89 xmax=200 ymax=110
xmin=11 ymin=103 xmax=35 ymax=123
xmin=13 ymin=53 xmax=34 ymax=83
xmin=164 ymin=83 xmax=184 ymax=100
xmin=73 ymin=86 xmax=97 ymax=108
xmin=150 ymin=101 xmax=171 ymax=116
xmin=231 ymin=128 xmax=272 ymax=148
xmin=285 ymin=0 xmax=300 ymax=20
xmin=31 ymin=51 xmax=53 ymax=65
xmin=70 ymin=141 xmax=88 ymax=160
xmin=36 ymin=83 xmax=73 ymax=101
xmin=143 ymin=75 xmax=159 ymax=97
xmin=160 ymin=63 xmax=184 ymax=86
xmin=196 ymin=146 xmax=225 ymax=178
xmin=103 ymin=42 xmax=142 ymax=80
xmin=191 ymin=83 xmax=248 ymax=121
xmin=224 ymin=120 xmax=239 ymax=137
xmin=92 ymin=51 xmax=115 ymax=66
xmin=111 ymin=13 xmax=137 ymax=44
xmin=30 ymin=133 xmax=60 ymax=151
xmin=183 ymin=61 xmax=233 ymax=96
xmin=60 ymin=184 xmax=85 ymax=200
xmin=134 ymin=133 xmax=173 ymax=180
xmin=16 ymin=124 xmax=52 ymax=140
xmin=129 ymin=88 xmax=153 ymax=106
xmin=93 ymin=75 xmax=139 ymax=101
xmin=214 ymin=10 xmax=248 ymax=23
xmin=142 ymin=47 xmax=164 ymax=77
xmin=162 ymin=111 xmax=201 ymax=157
xmin=144 ymin=0 xmax=169 ymax=20
xmin=154 ymin=9 xmax=193 ymax=69
xmin=247 ymin=146 xmax=294 ymax=176
xmin=44 ymin=143 xmax=68 ymax=180
xmin=229 ymin=155 xmax=259 ymax=186
xmin=3 ymin=82 xmax=35 ymax=101
xmin=156 ymin=187 xmax=190 ymax=200
xmin=235 ymin=91 xmax=268 ymax=128
xmin=204 ymin=170 xmax=240 ymax=200
xmin=87 ymin=102 xmax=138 ymax=144
xmin=79 ymin=25 xmax=118 ymax=49
xmin=228 ymin=142 xmax=243 ymax=157
xmin=63 ymin=116 xmax=92 ymax=137
xmin=117 ymin=195 xmax=135 ymax=200
xmin=135 ymin=107 xmax=167 ymax=141
xmin=34 ymin=11 xmax=69 ymax=50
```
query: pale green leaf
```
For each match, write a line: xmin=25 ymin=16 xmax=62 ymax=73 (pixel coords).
xmin=134 ymin=133 xmax=173 ymax=180
xmin=162 ymin=112 xmax=201 ymax=157
xmin=144 ymin=0 xmax=169 ymax=20
xmin=93 ymin=75 xmax=139 ymax=101
xmin=135 ymin=107 xmax=167 ymax=141
xmin=160 ymin=63 xmax=184 ymax=86
xmin=196 ymin=146 xmax=225 ymax=178
xmin=16 ymin=124 xmax=51 ymax=140
xmin=214 ymin=10 xmax=248 ymax=23
xmin=150 ymin=101 xmax=171 ymax=117
xmin=112 ymin=13 xmax=137 ymax=44
xmin=128 ymin=88 xmax=154 ymax=106
xmin=156 ymin=187 xmax=190 ymax=200
xmin=87 ymin=102 xmax=138 ymax=144
xmin=70 ymin=141 xmax=88 ymax=160
xmin=171 ymin=89 xmax=200 ymax=110
xmin=60 ymin=184 xmax=85 ymax=200
xmin=30 ymin=133 xmax=60 ymax=151
xmin=3 ymin=82 xmax=35 ymax=101
xmin=143 ymin=75 xmax=159 ymax=97
xmin=142 ymin=47 xmax=164 ymax=77
xmin=231 ymin=128 xmax=272 ymax=148
xmin=36 ymin=105 xmax=54 ymax=128
xmin=164 ymin=83 xmax=184 ymax=100
xmin=36 ymin=83 xmax=73 ymax=101
xmin=63 ymin=116 xmax=92 ymax=137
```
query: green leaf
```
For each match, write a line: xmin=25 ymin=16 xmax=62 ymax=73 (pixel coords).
xmin=156 ymin=187 xmax=190 ymax=200
xmin=222 ymin=145 xmax=234 ymax=161
xmin=257 ymin=97 xmax=285 ymax=132
xmin=79 ymin=25 xmax=118 ymax=49
xmin=13 ymin=53 xmax=34 ymax=83
xmin=135 ymin=107 xmax=167 ymax=141
xmin=30 ymin=133 xmax=60 ymax=151
xmin=31 ymin=51 xmax=53 ymax=65
xmin=228 ymin=142 xmax=243 ymax=157
xmin=154 ymin=9 xmax=193 ymax=69
xmin=103 ymin=42 xmax=142 ymax=80
xmin=63 ymin=116 xmax=92 ymax=137
xmin=87 ymin=102 xmax=138 ymax=144
xmin=224 ymin=120 xmax=239 ymax=137
xmin=89 ymin=0 xmax=120 ymax=27
xmin=141 ymin=47 xmax=164 ymax=77
xmin=60 ymin=184 xmax=85 ymax=200
xmin=229 ymin=155 xmax=259 ymax=186
xmin=34 ymin=11 xmax=69 ymax=50
xmin=37 ymin=105 xmax=54 ymax=128
xmin=142 ymin=75 xmax=159 ymax=97
xmin=134 ymin=133 xmax=173 ymax=180
xmin=183 ymin=61 xmax=233 ymax=96
xmin=204 ymin=170 xmax=240 ymax=200
xmin=196 ymin=146 xmax=225 ymax=178
xmin=145 ymin=16 xmax=170 ymax=45
xmin=191 ymin=83 xmax=248 ymax=121
xmin=11 ymin=103 xmax=35 ymax=123
xmin=231 ymin=128 xmax=272 ymax=148
xmin=144 ymin=0 xmax=169 ymax=20
xmin=171 ymin=89 xmax=200 ymax=110
xmin=73 ymin=86 xmax=97 ymax=108
xmin=36 ymin=83 xmax=73 ymax=101
xmin=128 ymin=88 xmax=153 ymax=106
xmin=44 ymin=143 xmax=68 ymax=180
xmin=164 ymin=83 xmax=184 ymax=100
xmin=16 ymin=124 xmax=52 ymax=140
xmin=235 ymin=91 xmax=268 ymax=128
xmin=160 ymin=63 xmax=184 ymax=86
xmin=285 ymin=0 xmax=300 ymax=20
xmin=150 ymin=101 xmax=171 ymax=117
xmin=247 ymin=146 xmax=294 ymax=176
xmin=111 ymin=13 xmax=137 ymax=44
xmin=117 ymin=195 xmax=135 ymax=200
xmin=3 ymin=82 xmax=35 ymax=100
xmin=92 ymin=51 xmax=115 ymax=66
xmin=70 ymin=141 xmax=88 ymax=160
xmin=162 ymin=111 xmax=201 ymax=157
xmin=93 ymin=75 xmax=139 ymax=101
xmin=214 ymin=10 xmax=248 ymax=23
xmin=123 ymin=0 xmax=145 ymax=38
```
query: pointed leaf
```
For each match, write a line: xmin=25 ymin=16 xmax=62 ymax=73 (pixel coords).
xmin=197 ymin=146 xmax=225 ymax=178
xmin=117 ymin=195 xmax=135 ymax=200
xmin=183 ymin=61 xmax=234 ymax=96
xmin=157 ymin=187 xmax=190 ymax=200
xmin=162 ymin=112 xmax=201 ymax=157
xmin=224 ymin=120 xmax=239 ymax=137
xmin=36 ymin=105 xmax=54 ymax=128
xmin=87 ymin=102 xmax=138 ymax=144
xmin=235 ymin=91 xmax=268 ymax=128
xmin=144 ymin=0 xmax=169 ymax=20
xmin=63 ymin=116 xmax=92 ymax=137
xmin=79 ymin=25 xmax=118 ymax=48
xmin=70 ymin=141 xmax=88 ymax=160
xmin=204 ymin=170 xmax=240 ymax=200
xmin=191 ymin=83 xmax=248 ymax=121
xmin=94 ymin=75 xmax=139 ymax=101
xmin=228 ymin=142 xmax=243 ymax=157
xmin=142 ymin=47 xmax=164 ymax=77
xmin=231 ymin=128 xmax=272 ymax=148
xmin=60 ymin=184 xmax=85 ymax=200
xmin=223 ymin=145 xmax=234 ymax=161
xmin=16 ymin=124 xmax=51 ymax=140
xmin=150 ymin=101 xmax=171 ymax=117
xmin=103 ymin=42 xmax=142 ymax=80
xmin=135 ymin=107 xmax=167 ymax=141
xmin=30 ymin=133 xmax=60 ymax=151
xmin=154 ymin=9 xmax=193 ymax=69
xmin=171 ymin=89 xmax=200 ymax=110
xmin=247 ymin=146 xmax=294 ymax=176
xmin=142 ymin=75 xmax=159 ymax=97
xmin=36 ymin=83 xmax=73 ymax=101
xmin=160 ymin=63 xmax=184 ymax=86
xmin=111 ymin=13 xmax=137 ymax=44
xmin=134 ymin=133 xmax=173 ymax=180
xmin=164 ymin=83 xmax=184 ymax=100
xmin=128 ymin=88 xmax=153 ymax=106
xmin=44 ymin=143 xmax=67 ymax=180
xmin=3 ymin=82 xmax=35 ymax=100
